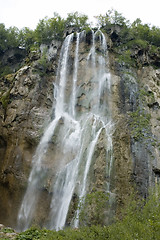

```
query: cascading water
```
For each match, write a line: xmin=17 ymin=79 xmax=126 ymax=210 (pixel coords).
xmin=17 ymin=33 xmax=74 ymax=231
xmin=69 ymin=32 xmax=80 ymax=118
xmin=17 ymin=30 xmax=114 ymax=231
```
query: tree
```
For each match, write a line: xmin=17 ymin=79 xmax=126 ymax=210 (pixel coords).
xmin=0 ymin=23 xmax=8 ymax=54
xmin=34 ymin=14 xmax=66 ymax=45
xmin=149 ymin=26 xmax=160 ymax=47
xmin=110 ymin=9 xmax=129 ymax=26
xmin=35 ymin=17 xmax=53 ymax=45
xmin=65 ymin=12 xmax=90 ymax=30
xmin=78 ymin=190 xmax=109 ymax=226
xmin=95 ymin=14 xmax=111 ymax=28
xmin=95 ymin=9 xmax=129 ymax=28
xmin=0 ymin=24 xmax=20 ymax=54
xmin=48 ymin=12 xmax=65 ymax=40
xmin=7 ymin=26 xmax=20 ymax=48
xmin=18 ymin=27 xmax=36 ymax=51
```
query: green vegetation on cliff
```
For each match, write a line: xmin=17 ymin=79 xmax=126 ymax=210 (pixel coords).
xmin=96 ymin=10 xmax=160 ymax=68
xmin=13 ymin=184 xmax=160 ymax=240
xmin=0 ymin=10 xmax=159 ymax=78
xmin=78 ymin=191 xmax=109 ymax=226
xmin=129 ymin=108 xmax=151 ymax=141
xmin=0 ymin=10 xmax=159 ymax=54
xmin=0 ymin=12 xmax=90 ymax=54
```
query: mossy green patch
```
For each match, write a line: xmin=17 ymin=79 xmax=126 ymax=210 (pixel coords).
xmin=115 ymin=49 xmax=136 ymax=67
xmin=78 ymin=190 xmax=109 ymax=226
xmin=139 ymin=89 xmax=155 ymax=106
xmin=129 ymin=108 xmax=151 ymax=141
xmin=0 ymin=90 xmax=11 ymax=110
xmin=15 ymin=184 xmax=160 ymax=240
xmin=0 ymin=65 xmax=12 ymax=78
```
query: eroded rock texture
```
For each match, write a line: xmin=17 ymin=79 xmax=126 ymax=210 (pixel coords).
xmin=0 ymin=31 xmax=160 ymax=228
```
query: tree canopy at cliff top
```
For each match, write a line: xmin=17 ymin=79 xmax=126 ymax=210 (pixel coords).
xmin=0 ymin=9 xmax=160 ymax=55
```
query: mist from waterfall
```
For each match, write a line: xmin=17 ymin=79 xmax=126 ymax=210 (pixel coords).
xmin=17 ymin=30 xmax=114 ymax=231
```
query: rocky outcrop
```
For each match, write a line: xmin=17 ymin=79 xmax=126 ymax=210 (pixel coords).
xmin=0 ymin=224 xmax=17 ymax=239
xmin=0 ymin=47 xmax=58 ymax=227
xmin=0 ymin=31 xmax=160 ymax=229
xmin=0 ymin=47 xmax=27 ymax=76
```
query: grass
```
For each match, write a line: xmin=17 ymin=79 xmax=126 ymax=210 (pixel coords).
xmin=13 ymin=184 xmax=160 ymax=240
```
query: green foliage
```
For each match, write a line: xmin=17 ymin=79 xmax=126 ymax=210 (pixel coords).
xmin=48 ymin=13 xmax=66 ymax=41
xmin=127 ymin=39 xmax=149 ymax=49
xmin=131 ymin=20 xmax=160 ymax=48
xmin=107 ymin=184 xmax=160 ymax=240
xmin=129 ymin=108 xmax=151 ymax=141
xmin=131 ymin=20 xmax=150 ymax=41
xmin=96 ymin=10 xmax=160 ymax=68
xmin=95 ymin=14 xmax=110 ymax=28
xmin=95 ymin=9 xmax=129 ymax=28
xmin=16 ymin=225 xmax=110 ymax=240
xmin=78 ymin=190 xmax=109 ymax=226
xmin=149 ymin=26 xmax=160 ymax=47
xmin=0 ymin=11 xmax=91 ymax=56
xmin=0 ymin=23 xmax=20 ymax=54
xmin=0 ymin=23 xmax=7 ymax=53
xmin=109 ymin=9 xmax=129 ymax=26
xmin=18 ymin=27 xmax=36 ymax=51
xmin=149 ymin=45 xmax=160 ymax=55
xmin=1 ymin=228 xmax=15 ymax=233
xmin=0 ymin=65 xmax=12 ymax=77
xmin=34 ymin=13 xmax=66 ymax=45
xmin=34 ymin=46 xmax=53 ymax=77
xmin=16 ymin=226 xmax=48 ymax=240
xmin=0 ymin=10 xmax=159 ymax=71
xmin=7 ymin=26 xmax=20 ymax=48
xmin=65 ymin=12 xmax=90 ymax=30
xmin=37 ymin=47 xmax=48 ymax=72
xmin=96 ymin=10 xmax=160 ymax=48
xmin=139 ymin=89 xmax=155 ymax=106
xmin=14 ymin=184 xmax=160 ymax=239
xmin=116 ymin=49 xmax=135 ymax=67
xmin=0 ymin=90 xmax=11 ymax=110
xmin=34 ymin=17 xmax=53 ymax=45
xmin=0 ymin=74 xmax=14 ymax=109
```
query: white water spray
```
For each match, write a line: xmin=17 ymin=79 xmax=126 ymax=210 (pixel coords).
xmin=17 ymin=30 xmax=114 ymax=231
xmin=17 ymin=34 xmax=74 ymax=231
xmin=69 ymin=32 xmax=80 ymax=118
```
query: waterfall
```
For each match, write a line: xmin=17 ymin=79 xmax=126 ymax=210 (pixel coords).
xmin=17 ymin=117 xmax=60 ymax=231
xmin=74 ymin=118 xmax=104 ymax=228
xmin=17 ymin=30 xmax=113 ymax=231
xmin=69 ymin=32 xmax=80 ymax=118
xmin=55 ymin=33 xmax=74 ymax=116
xmin=17 ymin=33 xmax=74 ymax=231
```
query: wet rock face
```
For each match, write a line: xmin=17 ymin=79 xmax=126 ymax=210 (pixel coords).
xmin=0 ymin=54 xmax=56 ymax=227
xmin=0 ymin=32 xmax=160 ymax=229
xmin=137 ymin=68 xmax=160 ymax=184
xmin=109 ymin=60 xmax=160 ymax=213
xmin=0 ymin=47 xmax=26 ymax=73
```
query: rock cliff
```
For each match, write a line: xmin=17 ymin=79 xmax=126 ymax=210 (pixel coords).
xmin=0 ymin=30 xmax=160 ymax=229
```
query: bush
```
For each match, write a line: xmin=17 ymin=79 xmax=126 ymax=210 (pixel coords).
xmin=65 ymin=12 xmax=90 ymax=30
xmin=129 ymin=108 xmax=151 ymax=141
xmin=15 ymin=185 xmax=160 ymax=239
xmin=78 ymin=190 xmax=109 ymax=226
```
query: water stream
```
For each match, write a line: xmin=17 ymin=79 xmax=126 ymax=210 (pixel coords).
xmin=17 ymin=30 xmax=114 ymax=231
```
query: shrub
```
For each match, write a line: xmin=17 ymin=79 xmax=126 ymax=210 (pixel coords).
xmin=129 ymin=108 xmax=151 ymax=141
xmin=15 ymin=185 xmax=160 ymax=239
xmin=78 ymin=190 xmax=109 ymax=226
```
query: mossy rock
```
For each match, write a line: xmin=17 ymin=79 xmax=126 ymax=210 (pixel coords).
xmin=5 ymin=73 xmax=15 ymax=83
xmin=0 ymin=90 xmax=11 ymax=110
xmin=129 ymin=108 xmax=151 ymax=141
